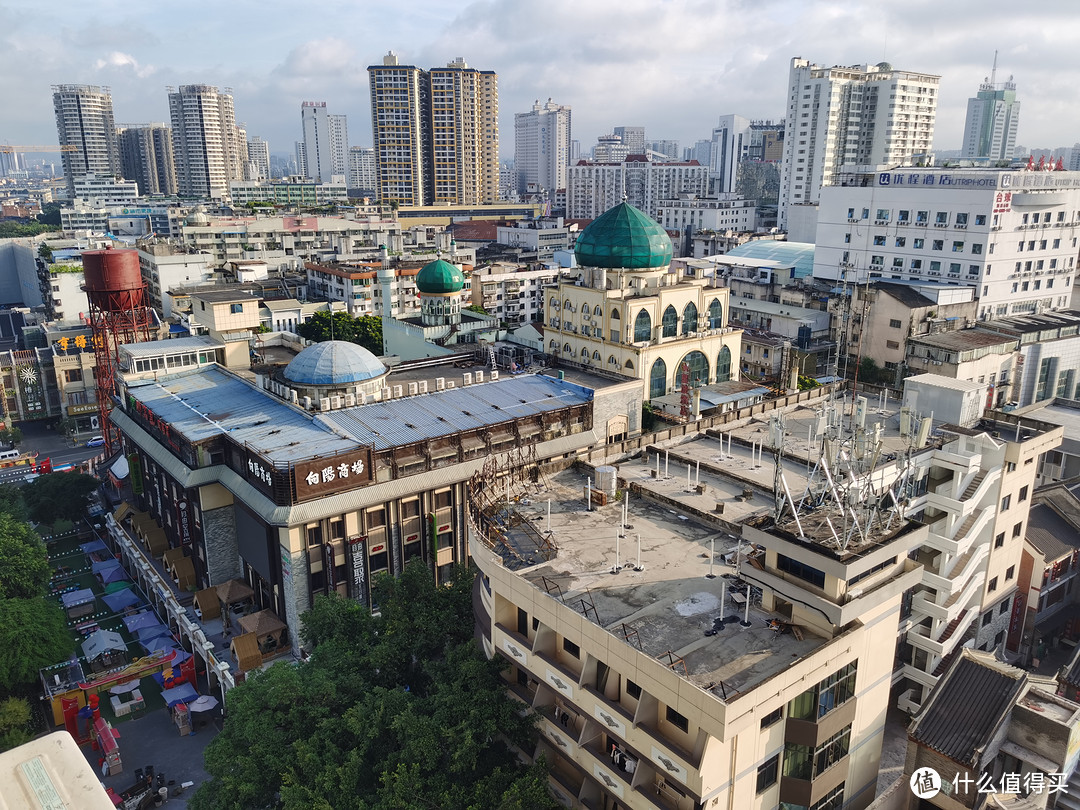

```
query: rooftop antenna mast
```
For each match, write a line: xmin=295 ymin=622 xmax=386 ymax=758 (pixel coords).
xmin=768 ymin=411 xmax=786 ymax=521
xmin=990 ymin=50 xmax=998 ymax=87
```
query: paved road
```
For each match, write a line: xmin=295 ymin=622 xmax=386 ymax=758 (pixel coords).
xmin=1 ymin=420 xmax=107 ymax=484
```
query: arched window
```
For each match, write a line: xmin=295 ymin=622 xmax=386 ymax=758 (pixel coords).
xmin=649 ymin=358 xmax=667 ymax=399
xmin=716 ymin=346 xmax=732 ymax=382
xmin=563 ymin=343 xmax=571 ymax=354
xmin=581 ymin=347 xmax=589 ymax=358
xmin=550 ymin=297 xmax=559 ymax=311
xmin=624 ymin=359 xmax=635 ymax=371
xmin=610 ymin=308 xmax=621 ymax=321
xmin=633 ymin=310 xmax=651 ymax=342
xmin=564 ymin=299 xmax=572 ymax=311
xmin=679 ymin=350 xmax=710 ymax=387
xmin=662 ymin=305 xmax=678 ymax=337
xmin=708 ymin=298 xmax=723 ymax=329
xmin=582 ymin=304 xmax=591 ymax=316
xmin=593 ymin=351 xmax=601 ymax=361
xmin=608 ymin=355 xmax=618 ymax=366
xmin=549 ymin=339 xmax=558 ymax=350
xmin=682 ymin=302 xmax=698 ymax=336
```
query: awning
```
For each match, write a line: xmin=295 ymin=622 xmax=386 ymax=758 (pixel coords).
xmin=82 ymin=629 xmax=126 ymax=660
xmin=101 ymin=588 xmax=141 ymax=612
xmin=238 ymin=609 xmax=287 ymax=639
xmin=110 ymin=455 xmax=129 ymax=480
xmin=230 ymin=632 xmax=261 ymax=673
xmin=161 ymin=683 xmax=198 ymax=708
xmin=61 ymin=588 xmax=95 ymax=609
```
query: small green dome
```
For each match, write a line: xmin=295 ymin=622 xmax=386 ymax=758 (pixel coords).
xmin=416 ymin=258 xmax=465 ymax=294
xmin=574 ymin=202 xmax=673 ymax=269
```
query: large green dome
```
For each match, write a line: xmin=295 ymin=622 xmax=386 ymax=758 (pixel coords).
xmin=416 ymin=258 xmax=465 ymax=294
xmin=574 ymin=202 xmax=673 ymax=269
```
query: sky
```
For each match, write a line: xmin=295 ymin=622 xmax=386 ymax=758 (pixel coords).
xmin=3 ymin=0 xmax=1080 ymax=162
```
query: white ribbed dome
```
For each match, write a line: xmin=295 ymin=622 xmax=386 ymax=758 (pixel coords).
xmin=283 ymin=341 xmax=385 ymax=386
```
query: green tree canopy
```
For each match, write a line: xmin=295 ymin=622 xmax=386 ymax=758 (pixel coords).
xmin=23 ymin=473 xmax=98 ymax=525
xmin=0 ymin=696 xmax=33 ymax=752
xmin=36 ymin=203 xmax=63 ymax=227
xmin=296 ymin=310 xmax=383 ymax=356
xmin=0 ymin=597 xmax=74 ymax=691
xmin=0 ymin=513 xmax=49 ymax=600
xmin=191 ymin=564 xmax=557 ymax=810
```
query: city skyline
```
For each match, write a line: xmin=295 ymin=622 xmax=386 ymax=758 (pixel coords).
xmin=3 ymin=1 xmax=1080 ymax=163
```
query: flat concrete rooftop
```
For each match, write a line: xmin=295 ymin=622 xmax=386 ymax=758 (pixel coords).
xmin=506 ymin=464 xmax=826 ymax=699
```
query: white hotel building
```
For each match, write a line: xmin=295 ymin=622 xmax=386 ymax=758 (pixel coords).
xmin=813 ymin=168 xmax=1080 ymax=320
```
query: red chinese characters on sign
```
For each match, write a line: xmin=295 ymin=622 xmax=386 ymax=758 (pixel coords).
xmin=993 ymin=191 xmax=1012 ymax=214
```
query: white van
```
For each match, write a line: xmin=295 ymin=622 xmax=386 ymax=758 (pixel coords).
xmin=0 ymin=448 xmax=21 ymax=461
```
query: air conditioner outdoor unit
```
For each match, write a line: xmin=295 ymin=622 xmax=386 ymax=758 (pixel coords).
xmin=418 ymin=380 xmax=428 ymax=394
xmin=408 ymin=382 xmax=418 ymax=396
xmin=435 ymin=377 xmax=445 ymax=391
xmin=319 ymin=398 xmax=331 ymax=411
xmin=344 ymin=393 xmax=356 ymax=407
xmin=490 ymin=370 xmax=499 ymax=380
xmin=392 ymin=385 xmax=403 ymax=398
xmin=475 ymin=370 xmax=484 ymax=383
xmin=463 ymin=372 xmax=473 ymax=386
xmin=302 ymin=396 xmax=312 ymax=410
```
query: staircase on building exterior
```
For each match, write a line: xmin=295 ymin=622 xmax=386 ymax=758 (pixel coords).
xmin=960 ymin=470 xmax=987 ymax=501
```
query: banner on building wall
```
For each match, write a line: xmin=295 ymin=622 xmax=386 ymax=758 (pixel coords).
xmin=279 ymin=546 xmax=291 ymax=580
xmin=348 ymin=535 xmax=367 ymax=606
xmin=128 ymin=454 xmax=144 ymax=495
xmin=1007 ymin=593 xmax=1026 ymax=651
xmin=324 ymin=542 xmax=336 ymax=591
xmin=175 ymin=499 xmax=192 ymax=545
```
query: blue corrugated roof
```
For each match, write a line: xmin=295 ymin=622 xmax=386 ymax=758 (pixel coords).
xmin=125 ymin=367 xmax=593 ymax=461
xmin=724 ymin=241 xmax=816 ymax=279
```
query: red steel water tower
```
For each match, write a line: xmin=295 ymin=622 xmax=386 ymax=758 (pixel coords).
xmin=83 ymin=247 xmax=154 ymax=454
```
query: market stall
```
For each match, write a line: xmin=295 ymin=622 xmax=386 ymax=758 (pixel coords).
xmin=193 ymin=588 xmax=220 ymax=621
xmin=238 ymin=610 xmax=289 ymax=658
xmin=215 ymin=579 xmax=255 ymax=634
xmin=93 ymin=717 xmax=122 ymax=775
xmin=61 ymin=588 xmax=97 ymax=620
xmin=81 ymin=629 xmax=127 ymax=673
xmin=229 ymin=633 xmax=261 ymax=673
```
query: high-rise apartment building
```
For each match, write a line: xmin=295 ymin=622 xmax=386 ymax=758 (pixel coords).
xmin=117 ymin=124 xmax=177 ymax=196
xmin=295 ymin=142 xmax=307 ymax=178
xmin=566 ymin=157 xmax=709 ymax=220
xmin=612 ymin=125 xmax=645 ymax=153
xmin=52 ymin=85 xmax=121 ymax=196
xmin=367 ymin=52 xmax=499 ymax=207
xmin=301 ymin=102 xmax=334 ymax=183
xmin=246 ymin=136 xmax=270 ymax=181
xmin=328 ymin=115 xmax=349 ymax=180
xmin=711 ymin=114 xmax=751 ymax=194
xmin=514 ymin=99 xmax=572 ymax=197
xmin=960 ymin=62 xmax=1020 ymax=163
xmin=778 ymin=58 xmax=939 ymax=229
xmin=646 ymin=140 xmax=680 ymax=161
xmin=348 ymin=146 xmax=376 ymax=192
xmin=167 ymin=85 xmax=244 ymax=198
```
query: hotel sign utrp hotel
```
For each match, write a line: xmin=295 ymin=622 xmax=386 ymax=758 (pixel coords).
xmin=878 ymin=171 xmax=1080 ymax=190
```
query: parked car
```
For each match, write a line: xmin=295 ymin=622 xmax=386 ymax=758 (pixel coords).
xmin=86 ymin=436 xmax=106 ymax=448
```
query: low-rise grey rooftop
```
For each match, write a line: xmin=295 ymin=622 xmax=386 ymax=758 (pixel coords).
xmin=907 ymin=330 xmax=1018 ymax=351
xmin=122 ymin=336 xmax=223 ymax=359
xmin=124 ymin=366 xmax=594 ymax=462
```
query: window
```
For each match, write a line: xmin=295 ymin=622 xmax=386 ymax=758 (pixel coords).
xmin=1006 ymin=565 xmax=1015 ymax=581
xmin=887 ymin=318 xmax=902 ymax=329
xmin=895 ymin=237 xmax=906 ymax=248
xmin=846 ymin=207 xmax=855 ymax=219
xmin=886 ymin=340 xmax=899 ymax=349
xmin=665 ymin=706 xmax=689 ymax=733
xmin=932 ymin=240 xmax=943 ymax=251
xmin=777 ymin=554 xmax=825 ymax=589
xmin=788 ymin=663 xmax=856 ymax=721
xmin=633 ymin=309 xmax=651 ymax=342
xmin=876 ymin=209 xmax=890 ymax=221
xmin=898 ymin=209 xmax=910 ymax=222
xmin=1012 ymin=521 xmax=1023 ymax=538
xmin=1001 ymin=495 xmax=1011 ymax=511
xmin=625 ymin=680 xmax=642 ymax=700
xmin=988 ymin=577 xmax=998 ymax=593
xmin=913 ymin=238 xmax=924 ymax=249
xmin=935 ymin=211 xmax=949 ymax=224
xmin=783 ymin=726 xmax=851 ymax=780
xmin=999 ymin=598 xmax=1010 ymax=615
xmin=1019 ymin=486 xmax=1028 ymax=502
xmin=952 ymin=241 xmax=964 ymax=252
xmin=873 ymin=235 xmax=886 ymax=246
xmin=916 ymin=210 xmax=929 ymax=223
xmin=229 ymin=303 xmax=243 ymax=314
xmin=972 ymin=243 xmax=983 ymax=255
xmin=982 ymin=611 xmax=993 ymax=627
xmin=306 ymin=522 xmax=323 ymax=547
xmin=956 ymin=212 xmax=969 ymax=225
xmin=994 ymin=532 xmax=1005 ymax=548
xmin=871 ymin=255 xmax=884 ymax=266
xmin=562 ymin=638 xmax=580 ymax=658
xmin=975 ymin=215 xmax=986 ymax=225
xmin=910 ymin=259 xmax=922 ymax=270
xmin=756 ymin=755 xmax=779 ymax=793
xmin=661 ymin=305 xmax=677 ymax=337
xmin=761 ymin=706 xmax=783 ymax=729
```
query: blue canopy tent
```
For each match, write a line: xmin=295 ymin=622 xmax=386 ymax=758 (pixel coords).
xmin=61 ymin=589 xmax=95 ymax=609
xmin=160 ymin=683 xmax=198 ymax=708
xmin=135 ymin=624 xmax=171 ymax=643
xmin=123 ymin=612 xmax=160 ymax=633
xmin=101 ymin=588 xmax=142 ymax=612
xmin=142 ymin=636 xmax=177 ymax=654
xmin=95 ymin=562 xmax=129 ymax=586
xmin=79 ymin=539 xmax=109 ymax=555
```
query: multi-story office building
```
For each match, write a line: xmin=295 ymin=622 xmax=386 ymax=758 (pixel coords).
xmin=168 ymin=85 xmax=245 ymax=198
xmin=348 ymin=147 xmax=376 ymax=192
xmin=593 ymin=135 xmax=630 ymax=164
xmin=514 ymin=99 xmax=572 ymax=198
xmin=960 ymin=65 xmax=1020 ymax=163
xmin=228 ymin=178 xmax=348 ymax=206
xmin=711 ymin=114 xmax=751 ymax=194
xmin=647 ymin=140 xmax=680 ymax=161
xmin=246 ymin=136 xmax=270 ymax=181
xmin=301 ymin=102 xmax=334 ymax=183
xmin=612 ymin=125 xmax=645 ymax=154
xmin=70 ymin=175 xmax=139 ymax=205
xmin=778 ymin=58 xmax=939 ymax=230
xmin=117 ymin=124 xmax=177 ymax=196
xmin=655 ymin=195 xmax=756 ymax=233
xmin=813 ymin=168 xmax=1080 ymax=320
xmin=566 ymin=157 xmax=709 ymax=220
xmin=52 ymin=85 xmax=121 ymax=196
xmin=367 ymin=52 xmax=499 ymax=206
xmin=328 ymin=115 xmax=349 ymax=180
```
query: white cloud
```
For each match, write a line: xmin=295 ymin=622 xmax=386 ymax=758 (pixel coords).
xmin=93 ymin=52 xmax=155 ymax=79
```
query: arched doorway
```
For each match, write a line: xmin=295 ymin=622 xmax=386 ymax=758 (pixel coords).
xmin=649 ymin=358 xmax=667 ymax=399
xmin=716 ymin=346 xmax=732 ymax=382
xmin=679 ymin=350 xmax=710 ymax=387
